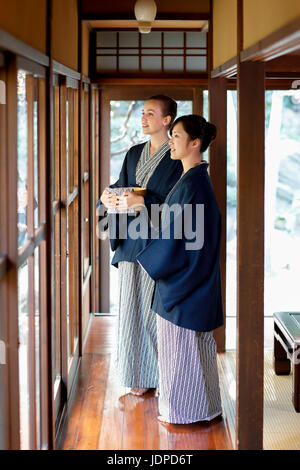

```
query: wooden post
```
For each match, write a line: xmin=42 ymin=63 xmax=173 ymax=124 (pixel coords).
xmin=236 ymin=60 xmax=265 ymax=450
xmin=209 ymin=77 xmax=227 ymax=353
xmin=46 ymin=0 xmax=55 ymax=449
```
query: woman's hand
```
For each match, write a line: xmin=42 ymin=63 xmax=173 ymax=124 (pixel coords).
xmin=100 ymin=189 xmax=118 ymax=209
xmin=116 ymin=192 xmax=145 ymax=212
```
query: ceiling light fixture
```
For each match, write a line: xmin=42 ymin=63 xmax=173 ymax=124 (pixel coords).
xmin=134 ymin=0 xmax=157 ymax=34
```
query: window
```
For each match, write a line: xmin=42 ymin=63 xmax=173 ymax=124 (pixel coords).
xmin=95 ymin=30 xmax=208 ymax=76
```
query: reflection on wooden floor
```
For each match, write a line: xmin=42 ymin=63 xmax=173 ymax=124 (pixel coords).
xmin=58 ymin=316 xmax=233 ymax=450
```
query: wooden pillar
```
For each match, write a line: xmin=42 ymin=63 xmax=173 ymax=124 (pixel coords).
xmin=236 ymin=60 xmax=265 ymax=449
xmin=209 ymin=77 xmax=227 ymax=353
xmin=46 ymin=0 xmax=55 ymax=449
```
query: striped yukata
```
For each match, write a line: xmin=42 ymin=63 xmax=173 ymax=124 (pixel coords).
xmin=116 ymin=140 xmax=170 ymax=388
xmin=157 ymin=316 xmax=222 ymax=424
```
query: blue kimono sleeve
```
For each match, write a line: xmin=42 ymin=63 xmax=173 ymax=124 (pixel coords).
xmin=137 ymin=189 xmax=221 ymax=313
xmin=96 ymin=151 xmax=129 ymax=251
xmin=137 ymin=218 xmax=188 ymax=280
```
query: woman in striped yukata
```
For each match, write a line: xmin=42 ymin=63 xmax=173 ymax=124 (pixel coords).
xmin=137 ymin=114 xmax=223 ymax=423
xmin=98 ymin=96 xmax=182 ymax=396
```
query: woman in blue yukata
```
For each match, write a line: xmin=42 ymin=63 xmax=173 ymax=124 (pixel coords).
xmin=98 ymin=96 xmax=182 ymax=397
xmin=137 ymin=114 xmax=223 ymax=424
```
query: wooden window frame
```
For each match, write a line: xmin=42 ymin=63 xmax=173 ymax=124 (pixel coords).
xmin=93 ymin=29 xmax=208 ymax=79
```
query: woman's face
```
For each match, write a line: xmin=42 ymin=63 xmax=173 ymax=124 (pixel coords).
xmin=141 ymin=100 xmax=170 ymax=135
xmin=169 ymin=122 xmax=192 ymax=159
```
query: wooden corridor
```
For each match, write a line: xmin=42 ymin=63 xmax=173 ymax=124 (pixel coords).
xmin=58 ymin=317 xmax=233 ymax=450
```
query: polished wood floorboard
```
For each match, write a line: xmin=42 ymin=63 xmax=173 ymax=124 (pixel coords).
xmin=58 ymin=316 xmax=234 ymax=450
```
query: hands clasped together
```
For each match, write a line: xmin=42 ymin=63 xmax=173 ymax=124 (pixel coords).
xmin=100 ymin=188 xmax=144 ymax=212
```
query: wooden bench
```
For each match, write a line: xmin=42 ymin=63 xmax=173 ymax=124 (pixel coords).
xmin=273 ymin=312 xmax=300 ymax=412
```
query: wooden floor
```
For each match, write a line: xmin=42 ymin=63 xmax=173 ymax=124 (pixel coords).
xmin=57 ymin=316 xmax=234 ymax=450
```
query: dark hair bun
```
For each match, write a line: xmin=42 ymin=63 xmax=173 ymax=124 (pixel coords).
xmin=170 ymin=114 xmax=217 ymax=153
xmin=201 ymin=121 xmax=217 ymax=152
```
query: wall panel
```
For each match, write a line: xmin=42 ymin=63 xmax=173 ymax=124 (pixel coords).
xmin=213 ymin=0 xmax=237 ymax=69
xmin=0 ymin=0 xmax=46 ymax=54
xmin=244 ymin=0 xmax=300 ymax=49
xmin=52 ymin=0 xmax=78 ymax=71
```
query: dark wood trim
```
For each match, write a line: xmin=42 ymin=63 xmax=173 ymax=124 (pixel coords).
xmin=265 ymin=78 xmax=300 ymax=88
xmin=81 ymin=12 xmax=210 ymax=21
xmin=240 ymin=16 xmax=300 ymax=63
xmin=192 ymin=87 xmax=203 ymax=115
xmin=0 ymin=28 xmax=49 ymax=67
xmin=237 ymin=0 xmax=244 ymax=55
xmin=93 ymin=27 xmax=208 ymax=32
xmin=0 ymin=255 xmax=7 ymax=281
xmin=98 ymin=86 xmax=195 ymax=100
xmin=95 ymin=77 xmax=208 ymax=86
xmin=236 ymin=61 xmax=265 ymax=450
xmin=209 ymin=77 xmax=227 ymax=353
xmin=211 ymin=56 xmax=238 ymax=79
xmin=53 ymin=61 xmax=81 ymax=81
xmin=265 ymin=54 xmax=300 ymax=78
xmin=52 ymin=200 xmax=60 ymax=216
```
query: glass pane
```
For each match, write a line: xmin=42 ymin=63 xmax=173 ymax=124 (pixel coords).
xmin=141 ymin=56 xmax=161 ymax=72
xmin=264 ymin=90 xmax=300 ymax=346
xmin=119 ymin=49 xmax=139 ymax=55
xmin=164 ymin=32 xmax=183 ymax=47
xmin=17 ymin=70 xmax=29 ymax=249
xmin=141 ymin=32 xmax=162 ymax=47
xmin=97 ymin=31 xmax=117 ymax=47
xmin=34 ymin=246 xmax=41 ymax=448
xmin=109 ymin=99 xmax=193 ymax=315
xmin=186 ymin=31 xmax=207 ymax=47
xmin=226 ymin=90 xmax=237 ymax=350
xmin=119 ymin=56 xmax=139 ymax=72
xmin=141 ymin=49 xmax=161 ymax=55
xmin=186 ymin=49 xmax=206 ymax=55
xmin=96 ymin=56 xmax=117 ymax=72
xmin=18 ymin=260 xmax=29 ymax=449
xmin=186 ymin=56 xmax=206 ymax=72
xmin=202 ymin=90 xmax=209 ymax=162
xmin=164 ymin=56 xmax=184 ymax=72
xmin=119 ymin=32 xmax=138 ymax=47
